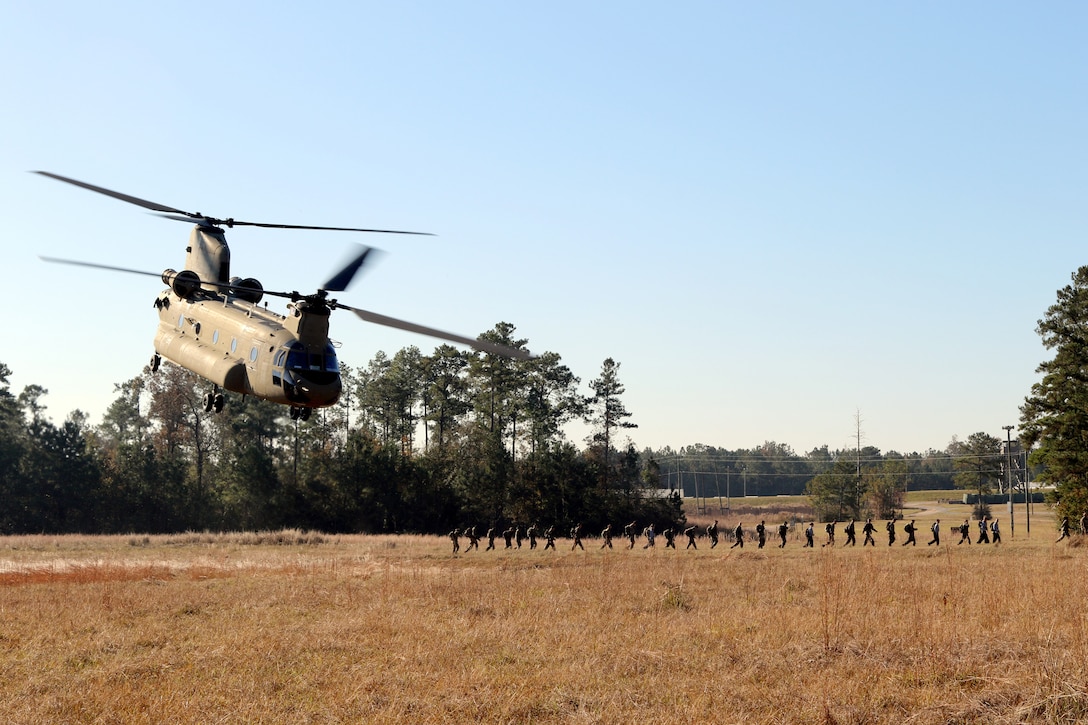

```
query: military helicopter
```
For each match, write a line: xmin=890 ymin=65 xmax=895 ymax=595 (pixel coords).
xmin=35 ymin=171 xmax=531 ymax=421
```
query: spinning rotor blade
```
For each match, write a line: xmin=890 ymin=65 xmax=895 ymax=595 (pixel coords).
xmin=33 ymin=171 xmax=188 ymax=214
xmin=40 ymin=256 xmax=166 ymax=279
xmin=339 ymin=304 xmax=533 ymax=360
xmin=206 ymin=219 xmax=433 ymax=235
xmin=34 ymin=171 xmax=433 ymax=236
xmin=321 ymin=245 xmax=377 ymax=292
xmin=41 ymin=256 xmax=279 ymax=299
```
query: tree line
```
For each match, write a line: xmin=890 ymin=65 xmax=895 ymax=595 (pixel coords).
xmin=7 ymin=253 xmax=1088 ymax=538
xmin=0 ymin=323 xmax=680 ymax=535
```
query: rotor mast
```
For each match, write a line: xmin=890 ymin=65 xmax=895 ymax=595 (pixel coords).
xmin=187 ymin=226 xmax=231 ymax=292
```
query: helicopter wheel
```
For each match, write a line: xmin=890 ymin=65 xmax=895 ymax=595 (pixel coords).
xmin=202 ymin=393 xmax=214 ymax=413
xmin=149 ymin=354 xmax=161 ymax=373
xmin=213 ymin=393 xmax=225 ymax=413
xmin=289 ymin=406 xmax=300 ymax=421
xmin=300 ymin=407 xmax=312 ymax=422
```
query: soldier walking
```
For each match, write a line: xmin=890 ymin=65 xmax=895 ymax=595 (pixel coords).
xmin=625 ymin=521 xmax=637 ymax=549
xmin=503 ymin=527 xmax=514 ymax=549
xmin=527 ymin=524 xmax=538 ymax=550
xmin=957 ymin=519 xmax=971 ymax=544
xmin=486 ymin=526 xmax=497 ymax=551
xmin=1057 ymin=516 xmax=1071 ymax=543
xmin=778 ymin=520 xmax=789 ymax=548
xmin=663 ymin=528 xmax=676 ymax=548
xmin=990 ymin=517 xmax=1001 ymax=544
xmin=844 ymin=520 xmax=857 ymax=546
xmin=730 ymin=522 xmax=744 ymax=549
xmin=449 ymin=529 xmax=461 ymax=554
xmin=862 ymin=519 xmax=876 ymax=546
xmin=600 ymin=523 xmax=613 ymax=549
xmin=707 ymin=520 xmax=720 ymax=548
xmin=822 ymin=521 xmax=837 ymax=547
xmin=804 ymin=522 xmax=815 ymax=548
xmin=466 ymin=526 xmax=480 ymax=551
xmin=886 ymin=518 xmax=896 ymax=546
xmin=571 ymin=523 xmax=585 ymax=551
xmin=684 ymin=525 xmax=698 ymax=549
xmin=927 ymin=519 xmax=940 ymax=546
xmin=544 ymin=526 xmax=557 ymax=550
xmin=643 ymin=524 xmax=656 ymax=549
xmin=902 ymin=519 xmax=917 ymax=546
xmin=756 ymin=521 xmax=767 ymax=549
xmin=976 ymin=518 xmax=990 ymax=544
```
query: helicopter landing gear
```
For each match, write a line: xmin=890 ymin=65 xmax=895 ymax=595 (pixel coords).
xmin=202 ymin=390 xmax=225 ymax=414
xmin=149 ymin=354 xmax=161 ymax=373
xmin=289 ymin=406 xmax=311 ymax=422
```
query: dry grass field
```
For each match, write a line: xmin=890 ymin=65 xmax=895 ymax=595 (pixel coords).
xmin=0 ymin=503 xmax=1084 ymax=724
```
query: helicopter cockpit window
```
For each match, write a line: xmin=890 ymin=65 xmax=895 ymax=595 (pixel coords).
xmin=284 ymin=343 xmax=338 ymax=377
xmin=285 ymin=344 xmax=309 ymax=372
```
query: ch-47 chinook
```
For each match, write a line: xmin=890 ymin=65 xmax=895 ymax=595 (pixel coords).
xmin=36 ymin=171 xmax=531 ymax=421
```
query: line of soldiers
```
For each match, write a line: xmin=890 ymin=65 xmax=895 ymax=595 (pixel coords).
xmin=448 ymin=512 xmax=1081 ymax=553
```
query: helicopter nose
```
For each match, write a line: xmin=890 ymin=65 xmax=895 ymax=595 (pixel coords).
xmin=288 ymin=374 xmax=342 ymax=407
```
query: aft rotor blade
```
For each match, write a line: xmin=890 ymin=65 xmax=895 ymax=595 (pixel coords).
xmin=36 ymin=171 xmax=435 ymax=235
xmin=40 ymin=256 xmax=165 ymax=279
xmin=321 ymin=246 xmax=377 ymax=292
xmin=341 ymin=305 xmax=533 ymax=360
xmin=33 ymin=172 xmax=189 ymax=215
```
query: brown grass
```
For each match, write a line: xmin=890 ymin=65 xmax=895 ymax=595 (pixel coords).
xmin=0 ymin=515 xmax=1082 ymax=724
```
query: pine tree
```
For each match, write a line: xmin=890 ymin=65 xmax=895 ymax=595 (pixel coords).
xmin=1020 ymin=266 xmax=1088 ymax=520
xmin=586 ymin=358 xmax=637 ymax=487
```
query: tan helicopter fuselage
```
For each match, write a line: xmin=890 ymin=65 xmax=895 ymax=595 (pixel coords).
xmin=152 ymin=226 xmax=342 ymax=409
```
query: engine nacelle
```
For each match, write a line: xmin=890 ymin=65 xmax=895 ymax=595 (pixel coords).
xmin=162 ymin=268 xmax=202 ymax=298
xmin=228 ymin=276 xmax=264 ymax=304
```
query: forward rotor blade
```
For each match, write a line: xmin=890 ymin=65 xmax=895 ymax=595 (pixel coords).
xmin=224 ymin=220 xmax=434 ymax=235
xmin=41 ymin=255 xmax=302 ymax=302
xmin=33 ymin=172 xmax=190 ymax=215
xmin=40 ymin=256 xmax=165 ymax=279
xmin=342 ymin=305 xmax=533 ymax=360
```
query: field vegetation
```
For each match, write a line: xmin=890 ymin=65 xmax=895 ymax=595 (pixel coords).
xmin=0 ymin=500 xmax=1083 ymax=724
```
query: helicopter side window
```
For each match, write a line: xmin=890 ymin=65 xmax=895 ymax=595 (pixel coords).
xmin=324 ymin=343 xmax=339 ymax=372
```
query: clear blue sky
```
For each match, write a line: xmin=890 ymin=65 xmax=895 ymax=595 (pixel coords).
xmin=2 ymin=2 xmax=1085 ymax=455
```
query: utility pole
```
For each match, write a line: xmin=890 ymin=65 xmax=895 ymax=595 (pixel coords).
xmin=856 ymin=413 xmax=863 ymax=515
xmin=1025 ymin=448 xmax=1031 ymax=536
xmin=1002 ymin=425 xmax=1014 ymax=538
